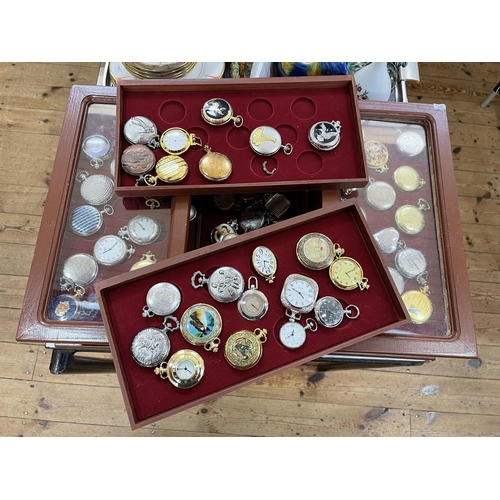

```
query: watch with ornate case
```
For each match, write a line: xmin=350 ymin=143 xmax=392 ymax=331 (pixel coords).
xmin=69 ymin=204 xmax=114 ymax=237
xmin=154 ymin=349 xmax=205 ymax=389
xmin=198 ymin=146 xmax=232 ymax=181
xmin=314 ymin=296 xmax=360 ymax=328
xmin=329 ymin=256 xmax=370 ymax=291
xmin=59 ymin=253 xmax=99 ymax=292
xmin=296 ymin=232 xmax=344 ymax=271
xmin=394 ymin=198 xmax=431 ymax=235
xmin=143 ymin=155 xmax=189 ymax=185
xmin=77 ymin=171 xmax=115 ymax=206
xmin=118 ymin=214 xmax=161 ymax=245
xmin=180 ymin=303 xmax=223 ymax=352
xmin=394 ymin=244 xmax=428 ymax=281
xmin=393 ymin=165 xmax=426 ymax=192
xmin=120 ymin=144 xmax=156 ymax=176
xmin=82 ymin=134 xmax=112 ymax=169
xmin=249 ymin=126 xmax=293 ymax=156
xmin=123 ymin=116 xmax=160 ymax=149
xmin=160 ymin=127 xmax=203 ymax=155
xmin=365 ymin=179 xmax=397 ymax=211
xmin=224 ymin=328 xmax=267 ymax=370
xmin=191 ymin=266 xmax=245 ymax=303
xmin=130 ymin=315 xmax=180 ymax=368
xmin=364 ymin=140 xmax=389 ymax=173
xmin=201 ymin=98 xmax=243 ymax=127
xmin=93 ymin=234 xmax=135 ymax=267
xmin=281 ymin=273 xmax=319 ymax=314
xmin=308 ymin=120 xmax=342 ymax=151
xmin=396 ymin=130 xmax=426 ymax=156
xmin=279 ymin=317 xmax=318 ymax=349
xmin=251 ymin=245 xmax=277 ymax=283
xmin=237 ymin=276 xmax=269 ymax=321
xmin=47 ymin=291 xmax=99 ymax=322
xmin=142 ymin=282 xmax=182 ymax=318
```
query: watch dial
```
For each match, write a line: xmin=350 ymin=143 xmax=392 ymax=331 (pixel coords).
xmin=161 ymin=128 xmax=188 ymax=153
xmin=238 ymin=290 xmax=268 ymax=321
xmin=279 ymin=322 xmax=306 ymax=349
xmin=284 ymin=278 xmax=316 ymax=308
xmin=252 ymin=246 xmax=276 ymax=277
xmin=330 ymin=257 xmax=363 ymax=289
xmin=176 ymin=359 xmax=195 ymax=380
xmin=315 ymin=297 xmax=343 ymax=328
xmin=130 ymin=215 xmax=160 ymax=244
xmin=93 ymin=235 xmax=127 ymax=266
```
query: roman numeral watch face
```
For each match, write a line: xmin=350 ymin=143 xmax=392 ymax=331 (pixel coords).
xmin=251 ymin=246 xmax=277 ymax=283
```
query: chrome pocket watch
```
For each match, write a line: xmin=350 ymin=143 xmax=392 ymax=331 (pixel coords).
xmin=121 ymin=144 xmax=156 ymax=176
xmin=60 ymin=253 xmax=99 ymax=291
xmin=394 ymin=198 xmax=431 ymax=235
xmin=365 ymin=179 xmax=397 ymax=211
xmin=180 ymin=303 xmax=223 ymax=352
xmin=394 ymin=244 xmax=428 ymax=281
xmin=296 ymin=232 xmax=344 ymax=271
xmin=191 ymin=266 xmax=245 ymax=303
xmin=93 ymin=234 xmax=135 ymax=266
xmin=77 ymin=171 xmax=115 ymax=206
xmin=314 ymin=296 xmax=360 ymax=328
xmin=396 ymin=130 xmax=426 ymax=156
xmin=251 ymin=245 xmax=277 ymax=283
xmin=130 ymin=315 xmax=180 ymax=368
xmin=154 ymin=349 xmax=205 ymax=389
xmin=249 ymin=126 xmax=293 ymax=156
xmin=308 ymin=120 xmax=341 ymax=151
xmin=143 ymin=155 xmax=189 ymax=185
xmin=402 ymin=289 xmax=433 ymax=324
xmin=364 ymin=140 xmax=389 ymax=173
xmin=198 ymin=146 xmax=232 ymax=181
xmin=82 ymin=134 xmax=112 ymax=169
xmin=373 ymin=227 xmax=401 ymax=254
xmin=279 ymin=317 xmax=317 ymax=349
xmin=160 ymin=127 xmax=203 ymax=155
xmin=329 ymin=256 xmax=370 ymax=291
xmin=118 ymin=214 xmax=161 ymax=245
xmin=281 ymin=273 xmax=319 ymax=314
xmin=142 ymin=282 xmax=182 ymax=318
xmin=69 ymin=204 xmax=114 ymax=237
xmin=237 ymin=276 xmax=269 ymax=321
xmin=393 ymin=165 xmax=426 ymax=192
xmin=201 ymin=97 xmax=243 ymax=127
xmin=123 ymin=116 xmax=160 ymax=149
xmin=224 ymin=328 xmax=267 ymax=370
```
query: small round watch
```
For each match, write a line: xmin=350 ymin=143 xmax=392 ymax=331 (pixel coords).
xmin=396 ymin=130 xmax=426 ymax=156
xmin=201 ymin=98 xmax=243 ymax=127
xmin=154 ymin=349 xmax=205 ymax=389
xmin=143 ymin=155 xmax=189 ymax=185
xmin=82 ymin=134 xmax=112 ymax=169
xmin=394 ymin=245 xmax=427 ymax=280
xmin=224 ymin=328 xmax=267 ymax=370
xmin=402 ymin=289 xmax=433 ymax=324
xmin=393 ymin=165 xmax=426 ymax=192
xmin=121 ymin=144 xmax=156 ymax=176
xmin=237 ymin=276 xmax=269 ymax=321
xmin=160 ymin=127 xmax=203 ymax=155
xmin=365 ymin=179 xmax=397 ymax=211
xmin=180 ymin=303 xmax=223 ymax=352
xmin=77 ymin=171 xmax=115 ymax=206
xmin=191 ymin=266 xmax=245 ymax=303
xmin=93 ymin=234 xmax=135 ymax=266
xmin=123 ymin=116 xmax=160 ymax=149
xmin=279 ymin=317 xmax=317 ymax=349
xmin=329 ymin=256 xmax=370 ymax=291
xmin=395 ymin=198 xmax=431 ymax=235
xmin=210 ymin=220 xmax=239 ymax=243
xmin=249 ymin=126 xmax=293 ymax=156
xmin=69 ymin=204 xmax=114 ymax=237
xmin=364 ymin=140 xmax=389 ymax=173
xmin=251 ymin=245 xmax=278 ymax=283
xmin=308 ymin=120 xmax=341 ymax=151
xmin=314 ymin=296 xmax=360 ymax=328
xmin=281 ymin=273 xmax=319 ymax=314
xmin=118 ymin=214 xmax=161 ymax=245
xmin=142 ymin=282 xmax=182 ymax=318
xmin=198 ymin=146 xmax=232 ymax=181
xmin=60 ymin=253 xmax=99 ymax=291
xmin=296 ymin=232 xmax=344 ymax=271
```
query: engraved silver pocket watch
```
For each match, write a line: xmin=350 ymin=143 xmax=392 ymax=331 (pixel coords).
xmin=308 ymin=120 xmax=341 ymax=151
xmin=201 ymin=97 xmax=243 ymax=127
xmin=314 ymin=296 xmax=360 ymax=328
xmin=249 ymin=126 xmax=293 ymax=156
xmin=77 ymin=171 xmax=115 ymax=206
xmin=93 ymin=234 xmax=135 ymax=267
xmin=123 ymin=116 xmax=160 ymax=149
xmin=59 ymin=253 xmax=99 ymax=292
xmin=118 ymin=214 xmax=161 ymax=245
xmin=82 ymin=134 xmax=112 ymax=169
xmin=365 ymin=178 xmax=397 ymax=211
xmin=394 ymin=243 xmax=428 ymax=283
xmin=373 ymin=227 xmax=401 ymax=254
xmin=191 ymin=266 xmax=245 ymax=303
xmin=69 ymin=204 xmax=114 ymax=237
xmin=142 ymin=282 xmax=182 ymax=318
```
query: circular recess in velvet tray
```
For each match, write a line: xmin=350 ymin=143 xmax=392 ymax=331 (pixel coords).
xmin=276 ymin=124 xmax=298 ymax=147
xmin=158 ymin=100 xmax=187 ymax=124
xmin=227 ymin=126 xmax=251 ymax=150
xmin=247 ymin=99 xmax=274 ymax=121
xmin=291 ymin=97 xmax=317 ymax=120
xmin=296 ymin=151 xmax=323 ymax=175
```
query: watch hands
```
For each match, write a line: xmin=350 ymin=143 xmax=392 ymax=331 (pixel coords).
xmin=290 ymin=286 xmax=304 ymax=298
xmin=103 ymin=242 xmax=118 ymax=253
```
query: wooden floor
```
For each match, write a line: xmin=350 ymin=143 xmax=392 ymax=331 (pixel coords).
xmin=1 ymin=62 xmax=499 ymax=437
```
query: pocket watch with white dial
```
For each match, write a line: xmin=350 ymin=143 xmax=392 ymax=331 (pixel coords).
xmin=237 ymin=276 xmax=269 ymax=321
xmin=314 ymin=296 xmax=360 ymax=328
xmin=118 ymin=214 xmax=161 ymax=245
xmin=142 ymin=282 xmax=182 ymax=318
xmin=180 ymin=303 xmax=223 ymax=352
xmin=249 ymin=126 xmax=293 ymax=156
xmin=251 ymin=245 xmax=277 ymax=283
xmin=224 ymin=328 xmax=267 ymax=370
xmin=329 ymin=256 xmax=370 ymax=291
xmin=296 ymin=232 xmax=344 ymax=271
xmin=281 ymin=273 xmax=319 ymax=314
xmin=191 ymin=266 xmax=245 ymax=303
xmin=160 ymin=127 xmax=203 ymax=155
xmin=93 ymin=234 xmax=135 ymax=267
xmin=154 ymin=349 xmax=205 ymax=389
xmin=201 ymin=98 xmax=243 ymax=127
xmin=279 ymin=317 xmax=317 ymax=349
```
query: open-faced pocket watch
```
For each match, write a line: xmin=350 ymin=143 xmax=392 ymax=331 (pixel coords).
xmin=160 ymin=127 xmax=203 ymax=155
xmin=314 ymin=296 xmax=360 ymax=328
xmin=296 ymin=232 xmax=344 ymax=271
xmin=154 ymin=349 xmax=205 ymax=389
xmin=69 ymin=204 xmax=114 ymax=237
xmin=123 ymin=116 xmax=160 ymax=149
xmin=237 ymin=276 xmax=269 ymax=321
xmin=93 ymin=234 xmax=135 ymax=267
xmin=77 ymin=171 xmax=115 ymax=206
xmin=224 ymin=328 xmax=267 ymax=370
xmin=395 ymin=198 xmax=431 ymax=235
xmin=201 ymin=97 xmax=243 ymax=128
xmin=281 ymin=273 xmax=319 ymax=314
xmin=142 ymin=282 xmax=182 ymax=319
xmin=251 ymin=245 xmax=278 ymax=283
xmin=118 ymin=214 xmax=161 ymax=246
xmin=180 ymin=303 xmax=223 ymax=352
xmin=191 ymin=266 xmax=245 ymax=303
xmin=249 ymin=126 xmax=293 ymax=156
xmin=279 ymin=316 xmax=318 ymax=349
xmin=329 ymin=256 xmax=370 ymax=291
xmin=308 ymin=120 xmax=341 ymax=151
xmin=82 ymin=134 xmax=112 ymax=169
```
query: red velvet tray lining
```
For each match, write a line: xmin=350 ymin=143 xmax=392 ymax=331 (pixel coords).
xmin=97 ymin=202 xmax=408 ymax=424
xmin=116 ymin=83 xmax=367 ymax=194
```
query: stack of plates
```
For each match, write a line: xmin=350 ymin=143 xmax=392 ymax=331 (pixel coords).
xmin=108 ymin=62 xmax=225 ymax=85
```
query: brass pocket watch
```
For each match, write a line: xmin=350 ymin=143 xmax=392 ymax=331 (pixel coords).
xmin=251 ymin=245 xmax=278 ymax=283
xmin=121 ymin=144 xmax=156 ymax=176
xmin=160 ymin=127 xmax=203 ymax=155
xmin=393 ymin=165 xmax=426 ymax=192
xmin=142 ymin=282 xmax=182 ymax=318
xmin=364 ymin=140 xmax=389 ymax=173
xmin=82 ymin=134 xmax=112 ymax=169
xmin=180 ymin=303 xmax=223 ymax=352
xmin=394 ymin=198 xmax=431 ymax=235
xmin=308 ymin=120 xmax=342 ymax=151
xmin=224 ymin=328 xmax=267 ymax=370
xmin=154 ymin=349 xmax=205 ymax=389
xmin=201 ymin=98 xmax=243 ymax=127
xmin=402 ymin=288 xmax=433 ymax=324
xmin=191 ymin=266 xmax=245 ymax=303
xmin=130 ymin=251 xmax=157 ymax=271
xmin=123 ymin=116 xmax=160 ymax=149
xmin=249 ymin=126 xmax=293 ymax=156
xmin=329 ymin=256 xmax=370 ymax=291
xmin=198 ymin=146 xmax=232 ymax=181
xmin=296 ymin=232 xmax=344 ymax=271
xmin=69 ymin=204 xmax=114 ymax=237
xmin=143 ymin=155 xmax=189 ymax=185
xmin=237 ymin=276 xmax=269 ymax=321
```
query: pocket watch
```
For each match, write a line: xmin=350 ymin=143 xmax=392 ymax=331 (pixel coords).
xmin=251 ymin=245 xmax=277 ymax=283
xmin=130 ymin=251 xmax=157 ymax=271
xmin=142 ymin=282 xmax=182 ymax=318
xmin=46 ymin=293 xmax=99 ymax=322
xmin=210 ymin=220 xmax=239 ymax=243
xmin=237 ymin=276 xmax=269 ymax=321
xmin=191 ymin=266 xmax=245 ymax=303
xmin=279 ymin=317 xmax=317 ymax=349
xmin=396 ymin=130 xmax=426 ymax=156
xmin=364 ymin=140 xmax=389 ymax=173
xmin=160 ymin=127 xmax=203 ymax=155
xmin=130 ymin=316 xmax=180 ymax=368
xmin=281 ymin=273 xmax=319 ymax=314
xmin=180 ymin=303 xmax=223 ymax=352
xmin=118 ymin=214 xmax=161 ymax=245
xmin=198 ymin=146 xmax=232 ymax=181
xmin=373 ymin=227 xmax=401 ymax=254
xmin=296 ymin=232 xmax=344 ymax=270
xmin=249 ymin=126 xmax=293 ymax=156
xmin=77 ymin=171 xmax=115 ymax=206
xmin=123 ymin=116 xmax=160 ymax=149
xmin=402 ymin=289 xmax=433 ymax=324
xmin=69 ymin=204 xmax=114 ymax=237
xmin=224 ymin=328 xmax=267 ymax=370
xmin=93 ymin=234 xmax=135 ymax=266
xmin=238 ymin=206 xmax=265 ymax=232
xmin=154 ymin=349 xmax=205 ymax=389
xmin=395 ymin=198 xmax=431 ymax=235
xmin=394 ymin=245 xmax=427 ymax=280
xmin=329 ymin=256 xmax=370 ymax=291
xmin=393 ymin=165 xmax=426 ymax=192
xmin=365 ymin=179 xmax=397 ymax=211
xmin=82 ymin=134 xmax=112 ymax=169
xmin=59 ymin=253 xmax=99 ymax=291
xmin=120 ymin=144 xmax=156 ymax=176
xmin=314 ymin=296 xmax=360 ymax=328
xmin=143 ymin=155 xmax=189 ymax=185
xmin=308 ymin=120 xmax=342 ymax=151
xmin=201 ymin=97 xmax=243 ymax=127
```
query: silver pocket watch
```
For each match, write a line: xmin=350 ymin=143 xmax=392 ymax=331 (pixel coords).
xmin=93 ymin=234 xmax=135 ymax=267
xmin=69 ymin=204 xmax=114 ymax=237
xmin=142 ymin=282 xmax=182 ymax=318
xmin=394 ymin=243 xmax=428 ymax=284
xmin=373 ymin=227 xmax=401 ymax=254
xmin=365 ymin=178 xmax=397 ymax=211
xmin=191 ymin=266 xmax=245 ymax=303
xmin=59 ymin=253 xmax=99 ymax=292
xmin=82 ymin=134 xmax=112 ymax=169
xmin=314 ymin=296 xmax=360 ymax=328
xmin=308 ymin=120 xmax=341 ymax=151
xmin=77 ymin=171 xmax=115 ymax=206
xmin=237 ymin=276 xmax=269 ymax=321
xmin=118 ymin=214 xmax=162 ymax=245
xmin=249 ymin=126 xmax=293 ymax=156
xmin=123 ymin=116 xmax=160 ymax=149
xmin=279 ymin=316 xmax=318 ymax=349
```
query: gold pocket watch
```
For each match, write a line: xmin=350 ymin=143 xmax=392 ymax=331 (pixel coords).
xmin=402 ymin=288 xmax=433 ymax=324
xmin=395 ymin=198 xmax=431 ymax=235
xmin=143 ymin=155 xmax=189 ymax=185
xmin=251 ymin=245 xmax=278 ymax=283
xmin=160 ymin=127 xmax=203 ymax=155
xmin=224 ymin=328 xmax=267 ymax=370
xmin=154 ymin=349 xmax=205 ymax=389
xmin=296 ymin=232 xmax=344 ymax=271
xmin=180 ymin=303 xmax=223 ymax=352
xmin=329 ymin=256 xmax=370 ymax=291
xmin=364 ymin=140 xmax=389 ymax=173
xmin=201 ymin=98 xmax=243 ymax=127
xmin=393 ymin=165 xmax=426 ymax=192
xmin=130 ymin=251 xmax=157 ymax=271
xmin=198 ymin=146 xmax=232 ymax=181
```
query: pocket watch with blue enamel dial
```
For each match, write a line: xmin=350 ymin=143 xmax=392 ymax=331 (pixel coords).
xmin=154 ymin=349 xmax=205 ymax=389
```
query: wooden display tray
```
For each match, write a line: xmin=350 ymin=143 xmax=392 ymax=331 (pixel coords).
xmin=95 ymin=200 xmax=410 ymax=428
xmin=114 ymin=76 xmax=368 ymax=197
